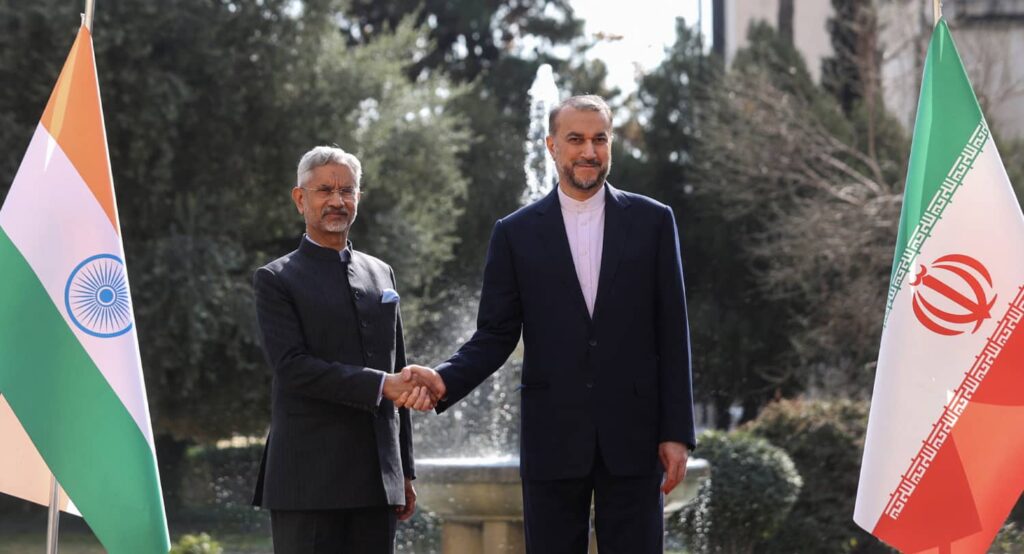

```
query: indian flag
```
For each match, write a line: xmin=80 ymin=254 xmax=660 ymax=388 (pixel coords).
xmin=0 ymin=24 xmax=169 ymax=553
xmin=855 ymin=20 xmax=1024 ymax=553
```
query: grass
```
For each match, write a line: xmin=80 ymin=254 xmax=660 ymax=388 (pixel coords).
xmin=0 ymin=528 xmax=272 ymax=554
xmin=0 ymin=504 xmax=272 ymax=554
xmin=1 ymin=501 xmax=684 ymax=553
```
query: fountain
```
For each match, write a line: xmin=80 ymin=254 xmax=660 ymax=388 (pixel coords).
xmin=521 ymin=63 xmax=560 ymax=204
xmin=415 ymin=456 xmax=710 ymax=553
xmin=412 ymin=64 xmax=709 ymax=553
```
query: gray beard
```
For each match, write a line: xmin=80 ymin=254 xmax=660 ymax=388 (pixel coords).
xmin=321 ymin=211 xmax=354 ymax=233
xmin=568 ymin=165 xmax=610 ymax=191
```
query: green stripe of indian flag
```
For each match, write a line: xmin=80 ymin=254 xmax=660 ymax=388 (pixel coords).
xmin=0 ymin=125 xmax=168 ymax=552
xmin=884 ymin=20 xmax=985 ymax=321
xmin=855 ymin=20 xmax=1024 ymax=533
xmin=0 ymin=228 xmax=166 ymax=552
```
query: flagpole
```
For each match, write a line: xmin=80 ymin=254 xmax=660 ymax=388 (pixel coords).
xmin=84 ymin=0 xmax=95 ymax=31
xmin=933 ymin=0 xmax=942 ymax=26
xmin=45 ymin=476 xmax=60 ymax=554
xmin=44 ymin=0 xmax=94 ymax=545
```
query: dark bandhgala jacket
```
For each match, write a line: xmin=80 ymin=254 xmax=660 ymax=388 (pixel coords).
xmin=435 ymin=184 xmax=695 ymax=480
xmin=252 ymin=238 xmax=414 ymax=509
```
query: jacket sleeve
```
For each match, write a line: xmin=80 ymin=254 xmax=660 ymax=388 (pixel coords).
xmin=253 ymin=266 xmax=386 ymax=413
xmin=655 ymin=205 xmax=697 ymax=450
xmin=435 ymin=218 xmax=523 ymax=412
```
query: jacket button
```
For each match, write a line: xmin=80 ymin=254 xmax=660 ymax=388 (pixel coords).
xmin=361 ymin=321 xmax=369 ymax=328
xmin=588 ymin=339 xmax=597 ymax=347
xmin=586 ymin=382 xmax=594 ymax=389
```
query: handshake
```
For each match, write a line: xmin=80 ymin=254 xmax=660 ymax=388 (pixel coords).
xmin=382 ymin=365 xmax=447 ymax=411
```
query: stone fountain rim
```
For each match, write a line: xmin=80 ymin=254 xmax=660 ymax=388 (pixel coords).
xmin=414 ymin=456 xmax=709 ymax=484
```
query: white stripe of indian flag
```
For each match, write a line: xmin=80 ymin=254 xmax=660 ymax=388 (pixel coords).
xmin=0 ymin=124 xmax=154 ymax=444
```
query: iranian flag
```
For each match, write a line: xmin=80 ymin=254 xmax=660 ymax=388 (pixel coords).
xmin=855 ymin=20 xmax=1024 ymax=553
xmin=0 ymin=24 xmax=169 ymax=553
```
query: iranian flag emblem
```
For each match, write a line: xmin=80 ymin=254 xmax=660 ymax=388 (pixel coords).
xmin=855 ymin=20 xmax=1024 ymax=553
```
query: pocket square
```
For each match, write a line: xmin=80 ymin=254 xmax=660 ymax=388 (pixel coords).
xmin=381 ymin=288 xmax=400 ymax=304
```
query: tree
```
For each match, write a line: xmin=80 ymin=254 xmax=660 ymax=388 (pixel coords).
xmin=340 ymin=0 xmax=581 ymax=82
xmin=622 ymin=20 xmax=793 ymax=426
xmin=823 ymin=0 xmax=883 ymax=116
xmin=0 ymin=0 xmax=472 ymax=443
xmin=695 ymin=21 xmax=908 ymax=396
xmin=339 ymin=0 xmax=588 ymax=288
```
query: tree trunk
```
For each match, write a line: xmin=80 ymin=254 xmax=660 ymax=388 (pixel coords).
xmin=778 ymin=0 xmax=795 ymax=45
xmin=713 ymin=393 xmax=733 ymax=430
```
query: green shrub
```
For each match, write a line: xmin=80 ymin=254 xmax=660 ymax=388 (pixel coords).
xmin=170 ymin=533 xmax=223 ymax=554
xmin=676 ymin=430 xmax=802 ymax=554
xmin=743 ymin=398 xmax=890 ymax=553
xmin=182 ymin=443 xmax=264 ymax=506
xmin=991 ymin=522 xmax=1024 ymax=553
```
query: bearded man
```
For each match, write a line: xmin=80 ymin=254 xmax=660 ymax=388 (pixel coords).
xmin=252 ymin=146 xmax=428 ymax=553
xmin=403 ymin=95 xmax=696 ymax=553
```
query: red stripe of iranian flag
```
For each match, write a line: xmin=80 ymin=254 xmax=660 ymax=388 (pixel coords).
xmin=0 ymin=25 xmax=169 ymax=553
xmin=856 ymin=21 xmax=1024 ymax=553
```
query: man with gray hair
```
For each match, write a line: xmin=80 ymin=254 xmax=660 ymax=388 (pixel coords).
xmin=251 ymin=146 xmax=431 ymax=553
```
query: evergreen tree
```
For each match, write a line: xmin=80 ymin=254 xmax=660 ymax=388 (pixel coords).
xmin=0 ymin=0 xmax=472 ymax=446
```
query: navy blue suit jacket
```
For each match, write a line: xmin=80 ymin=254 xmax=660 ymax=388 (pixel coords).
xmin=436 ymin=184 xmax=695 ymax=480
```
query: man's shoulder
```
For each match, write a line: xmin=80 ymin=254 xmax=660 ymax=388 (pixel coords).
xmin=496 ymin=193 xmax=552 ymax=229
xmin=258 ymin=248 xmax=303 ymax=275
xmin=611 ymin=186 xmax=670 ymax=215
xmin=350 ymin=249 xmax=393 ymax=274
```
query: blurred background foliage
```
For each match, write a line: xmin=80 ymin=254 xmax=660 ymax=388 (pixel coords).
xmin=3 ymin=0 xmax=1024 ymax=550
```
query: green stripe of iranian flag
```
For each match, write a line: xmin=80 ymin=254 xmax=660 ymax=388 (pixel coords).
xmin=856 ymin=21 xmax=1024 ymax=553
xmin=0 ymin=25 xmax=169 ymax=553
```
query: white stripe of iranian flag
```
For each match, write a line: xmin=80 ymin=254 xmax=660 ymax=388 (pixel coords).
xmin=855 ymin=129 xmax=1024 ymax=529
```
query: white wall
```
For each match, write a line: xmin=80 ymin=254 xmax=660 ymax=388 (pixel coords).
xmin=724 ymin=0 xmax=833 ymax=83
xmin=880 ymin=0 xmax=1024 ymax=138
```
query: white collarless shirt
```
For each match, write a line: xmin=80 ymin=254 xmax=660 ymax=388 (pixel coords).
xmin=557 ymin=184 xmax=606 ymax=317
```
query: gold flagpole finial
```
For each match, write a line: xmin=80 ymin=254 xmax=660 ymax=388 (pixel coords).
xmin=933 ymin=0 xmax=942 ymax=26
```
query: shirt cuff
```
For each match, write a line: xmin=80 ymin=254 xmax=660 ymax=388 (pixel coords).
xmin=376 ymin=373 xmax=385 ymax=406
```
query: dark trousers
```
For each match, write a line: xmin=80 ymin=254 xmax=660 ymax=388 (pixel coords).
xmin=521 ymin=452 xmax=664 ymax=554
xmin=270 ymin=507 xmax=397 ymax=554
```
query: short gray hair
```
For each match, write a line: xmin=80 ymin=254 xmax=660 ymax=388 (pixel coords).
xmin=296 ymin=146 xmax=362 ymax=188
xmin=548 ymin=95 xmax=613 ymax=136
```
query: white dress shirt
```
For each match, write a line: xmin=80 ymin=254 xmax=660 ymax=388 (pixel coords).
xmin=557 ymin=185 xmax=606 ymax=317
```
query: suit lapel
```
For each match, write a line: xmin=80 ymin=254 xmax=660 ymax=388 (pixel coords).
xmin=592 ymin=184 xmax=630 ymax=322
xmin=535 ymin=188 xmax=591 ymax=322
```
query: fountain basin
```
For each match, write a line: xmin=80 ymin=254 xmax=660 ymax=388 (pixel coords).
xmin=415 ymin=455 xmax=710 ymax=553
xmin=415 ymin=456 xmax=522 ymax=520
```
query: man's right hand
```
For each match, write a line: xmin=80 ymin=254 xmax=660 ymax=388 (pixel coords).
xmin=383 ymin=367 xmax=435 ymax=411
